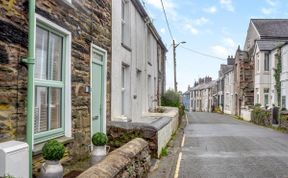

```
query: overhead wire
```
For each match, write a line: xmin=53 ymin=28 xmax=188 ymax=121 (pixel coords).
xmin=160 ymin=0 xmax=174 ymax=41
xmin=180 ymin=46 xmax=227 ymax=61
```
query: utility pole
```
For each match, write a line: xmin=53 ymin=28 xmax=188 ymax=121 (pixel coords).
xmin=173 ymin=40 xmax=177 ymax=92
xmin=173 ymin=40 xmax=186 ymax=92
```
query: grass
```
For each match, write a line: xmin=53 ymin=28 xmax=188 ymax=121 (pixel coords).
xmin=160 ymin=147 xmax=168 ymax=157
xmin=233 ymin=115 xmax=244 ymax=120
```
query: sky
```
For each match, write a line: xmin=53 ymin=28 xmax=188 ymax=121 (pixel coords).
xmin=142 ymin=0 xmax=288 ymax=92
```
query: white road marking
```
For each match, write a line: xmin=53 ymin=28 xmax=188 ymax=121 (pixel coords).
xmin=174 ymin=152 xmax=183 ymax=178
xmin=181 ymin=134 xmax=185 ymax=147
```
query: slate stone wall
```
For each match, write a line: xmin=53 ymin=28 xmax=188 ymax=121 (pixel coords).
xmin=0 ymin=0 xmax=112 ymax=173
xmin=77 ymin=138 xmax=151 ymax=178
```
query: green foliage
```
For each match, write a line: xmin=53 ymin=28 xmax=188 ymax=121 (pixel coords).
xmin=251 ymin=105 xmax=271 ymax=126
xmin=160 ymin=147 xmax=168 ymax=157
xmin=42 ymin=140 xmax=65 ymax=161
xmin=92 ymin=132 xmax=108 ymax=146
xmin=161 ymin=89 xmax=180 ymax=107
xmin=274 ymin=49 xmax=282 ymax=106
xmin=178 ymin=104 xmax=185 ymax=117
xmin=233 ymin=115 xmax=243 ymax=120
xmin=108 ymin=130 xmax=143 ymax=148
xmin=214 ymin=106 xmax=222 ymax=113
xmin=4 ymin=175 xmax=15 ymax=178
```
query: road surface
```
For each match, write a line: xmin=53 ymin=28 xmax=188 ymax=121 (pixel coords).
xmin=179 ymin=112 xmax=288 ymax=178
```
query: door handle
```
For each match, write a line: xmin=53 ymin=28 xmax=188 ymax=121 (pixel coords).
xmin=93 ymin=115 xmax=99 ymax=120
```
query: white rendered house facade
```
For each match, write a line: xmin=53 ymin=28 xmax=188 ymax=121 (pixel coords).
xmin=111 ymin=0 xmax=166 ymax=121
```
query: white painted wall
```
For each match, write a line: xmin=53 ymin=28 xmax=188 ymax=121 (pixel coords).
xmin=281 ymin=45 xmax=288 ymax=108
xmin=224 ymin=70 xmax=234 ymax=114
xmin=111 ymin=0 xmax=160 ymax=121
xmin=254 ymin=46 xmax=272 ymax=107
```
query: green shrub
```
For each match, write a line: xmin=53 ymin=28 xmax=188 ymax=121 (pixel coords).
xmin=214 ymin=106 xmax=222 ymax=113
xmin=251 ymin=105 xmax=271 ymax=126
xmin=179 ymin=104 xmax=185 ymax=117
xmin=160 ymin=147 xmax=168 ymax=157
xmin=92 ymin=132 xmax=108 ymax=146
xmin=161 ymin=89 xmax=180 ymax=107
xmin=42 ymin=140 xmax=65 ymax=161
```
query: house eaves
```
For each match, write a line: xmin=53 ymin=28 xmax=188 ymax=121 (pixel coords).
xmin=131 ymin=0 xmax=168 ymax=52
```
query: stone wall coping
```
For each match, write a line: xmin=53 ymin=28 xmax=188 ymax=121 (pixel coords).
xmin=142 ymin=107 xmax=178 ymax=118
xmin=108 ymin=116 xmax=173 ymax=132
xmin=77 ymin=138 xmax=148 ymax=178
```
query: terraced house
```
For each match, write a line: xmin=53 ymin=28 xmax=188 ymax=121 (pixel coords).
xmin=244 ymin=19 xmax=288 ymax=108
xmin=0 ymin=0 xmax=166 ymax=176
xmin=0 ymin=0 xmax=112 ymax=176
xmin=111 ymin=0 xmax=167 ymax=122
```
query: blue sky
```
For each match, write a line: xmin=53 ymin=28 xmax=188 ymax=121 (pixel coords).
xmin=142 ymin=0 xmax=288 ymax=92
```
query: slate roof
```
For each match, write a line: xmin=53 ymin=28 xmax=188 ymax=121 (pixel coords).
xmin=251 ymin=19 xmax=288 ymax=38
xmin=190 ymin=80 xmax=217 ymax=91
xmin=256 ymin=40 xmax=286 ymax=51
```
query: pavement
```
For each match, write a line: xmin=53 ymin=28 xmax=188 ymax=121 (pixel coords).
xmin=179 ymin=112 xmax=288 ymax=178
xmin=148 ymin=113 xmax=186 ymax=178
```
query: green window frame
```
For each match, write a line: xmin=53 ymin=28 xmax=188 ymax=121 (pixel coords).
xmin=34 ymin=22 xmax=67 ymax=144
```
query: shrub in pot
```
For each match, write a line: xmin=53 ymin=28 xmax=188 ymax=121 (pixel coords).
xmin=40 ymin=140 xmax=65 ymax=178
xmin=91 ymin=132 xmax=109 ymax=164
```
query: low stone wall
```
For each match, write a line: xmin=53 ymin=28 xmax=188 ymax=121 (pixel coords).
xmin=280 ymin=112 xmax=288 ymax=130
xmin=241 ymin=108 xmax=252 ymax=121
xmin=251 ymin=107 xmax=271 ymax=126
xmin=77 ymin=138 xmax=150 ymax=178
xmin=108 ymin=107 xmax=179 ymax=158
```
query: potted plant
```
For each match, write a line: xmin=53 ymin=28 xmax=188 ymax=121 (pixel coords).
xmin=91 ymin=132 xmax=109 ymax=164
xmin=40 ymin=140 xmax=65 ymax=178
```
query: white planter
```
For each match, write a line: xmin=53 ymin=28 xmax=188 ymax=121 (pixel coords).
xmin=40 ymin=160 xmax=63 ymax=178
xmin=91 ymin=145 xmax=109 ymax=165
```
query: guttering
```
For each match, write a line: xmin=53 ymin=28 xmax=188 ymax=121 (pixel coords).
xmin=22 ymin=0 xmax=35 ymax=177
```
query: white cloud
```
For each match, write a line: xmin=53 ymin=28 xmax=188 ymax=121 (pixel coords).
xmin=266 ymin=0 xmax=277 ymax=6
xmin=223 ymin=38 xmax=236 ymax=48
xmin=220 ymin=0 xmax=234 ymax=12
xmin=160 ymin=28 xmax=166 ymax=34
xmin=145 ymin=0 xmax=175 ymax=10
xmin=211 ymin=45 xmax=229 ymax=58
xmin=194 ymin=17 xmax=209 ymax=26
xmin=261 ymin=7 xmax=274 ymax=15
xmin=184 ymin=24 xmax=199 ymax=35
xmin=204 ymin=6 xmax=217 ymax=14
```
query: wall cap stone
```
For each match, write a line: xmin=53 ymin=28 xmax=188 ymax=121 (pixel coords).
xmin=77 ymin=138 xmax=148 ymax=178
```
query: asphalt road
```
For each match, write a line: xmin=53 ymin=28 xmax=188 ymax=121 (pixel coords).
xmin=179 ymin=112 xmax=288 ymax=178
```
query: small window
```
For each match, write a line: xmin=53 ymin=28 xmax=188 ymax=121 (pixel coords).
xmin=257 ymin=58 xmax=260 ymax=72
xmin=147 ymin=31 xmax=152 ymax=63
xmin=282 ymin=96 xmax=286 ymax=109
xmin=121 ymin=0 xmax=130 ymax=47
xmin=264 ymin=88 xmax=269 ymax=93
xmin=264 ymin=94 xmax=269 ymax=106
xmin=264 ymin=53 xmax=269 ymax=71
xmin=121 ymin=65 xmax=127 ymax=115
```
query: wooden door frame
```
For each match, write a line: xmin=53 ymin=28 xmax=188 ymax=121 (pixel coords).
xmin=90 ymin=43 xmax=107 ymax=140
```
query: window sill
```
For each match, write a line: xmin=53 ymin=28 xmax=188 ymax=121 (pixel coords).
xmin=33 ymin=136 xmax=74 ymax=156
xmin=121 ymin=43 xmax=132 ymax=52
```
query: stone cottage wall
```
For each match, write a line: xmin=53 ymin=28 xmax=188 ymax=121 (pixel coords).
xmin=0 ymin=0 xmax=111 ymax=173
xmin=77 ymin=138 xmax=151 ymax=178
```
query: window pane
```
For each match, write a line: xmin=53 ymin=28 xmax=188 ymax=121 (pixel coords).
xmin=34 ymin=87 xmax=48 ymax=133
xmin=49 ymin=33 xmax=63 ymax=81
xmin=50 ymin=88 xmax=62 ymax=130
xmin=35 ymin=27 xmax=48 ymax=79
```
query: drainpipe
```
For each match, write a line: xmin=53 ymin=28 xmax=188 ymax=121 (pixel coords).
xmin=22 ymin=0 xmax=35 ymax=177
